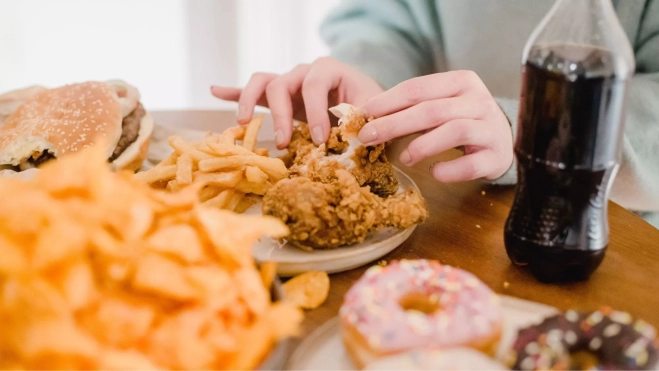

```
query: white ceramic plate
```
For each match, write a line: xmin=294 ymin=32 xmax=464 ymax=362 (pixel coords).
xmin=286 ymin=295 xmax=559 ymax=370
xmin=249 ymin=166 xmax=421 ymax=277
xmin=147 ymin=124 xmax=424 ymax=277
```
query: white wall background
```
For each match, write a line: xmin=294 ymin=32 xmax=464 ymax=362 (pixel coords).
xmin=0 ymin=0 xmax=339 ymax=110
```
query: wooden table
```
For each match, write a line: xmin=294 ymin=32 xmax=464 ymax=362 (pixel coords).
xmin=153 ymin=110 xmax=659 ymax=348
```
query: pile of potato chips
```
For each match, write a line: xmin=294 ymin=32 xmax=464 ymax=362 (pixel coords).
xmin=0 ymin=141 xmax=301 ymax=370
xmin=135 ymin=115 xmax=288 ymax=213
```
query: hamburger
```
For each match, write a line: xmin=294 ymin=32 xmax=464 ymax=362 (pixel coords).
xmin=0 ymin=80 xmax=153 ymax=172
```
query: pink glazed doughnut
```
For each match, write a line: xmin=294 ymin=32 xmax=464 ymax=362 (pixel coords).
xmin=339 ymin=260 xmax=503 ymax=369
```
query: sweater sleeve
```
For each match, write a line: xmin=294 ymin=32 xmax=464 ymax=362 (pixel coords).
xmin=319 ymin=0 xmax=442 ymax=90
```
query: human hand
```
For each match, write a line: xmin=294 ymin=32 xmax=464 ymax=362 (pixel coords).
xmin=358 ymin=71 xmax=514 ymax=183
xmin=211 ymin=57 xmax=384 ymax=149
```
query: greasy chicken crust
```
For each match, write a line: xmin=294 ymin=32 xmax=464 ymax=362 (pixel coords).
xmin=284 ymin=123 xmax=399 ymax=197
xmin=350 ymin=143 xmax=399 ymax=197
xmin=262 ymin=170 xmax=428 ymax=250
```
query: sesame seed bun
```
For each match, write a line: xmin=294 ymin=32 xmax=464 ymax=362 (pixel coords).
xmin=0 ymin=82 xmax=123 ymax=165
xmin=0 ymin=86 xmax=48 ymax=126
xmin=0 ymin=80 xmax=153 ymax=172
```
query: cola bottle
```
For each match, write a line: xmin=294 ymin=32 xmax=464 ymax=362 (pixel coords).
xmin=504 ymin=0 xmax=635 ymax=282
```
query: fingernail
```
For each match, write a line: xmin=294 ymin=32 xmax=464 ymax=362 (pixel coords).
xmin=275 ymin=129 xmax=284 ymax=147
xmin=358 ymin=126 xmax=377 ymax=144
xmin=311 ymin=126 xmax=325 ymax=144
xmin=399 ymin=150 xmax=412 ymax=165
xmin=237 ymin=105 xmax=247 ymax=122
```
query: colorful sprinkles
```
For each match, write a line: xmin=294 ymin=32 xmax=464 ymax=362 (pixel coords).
xmin=339 ymin=259 xmax=503 ymax=353
xmin=508 ymin=309 xmax=659 ymax=370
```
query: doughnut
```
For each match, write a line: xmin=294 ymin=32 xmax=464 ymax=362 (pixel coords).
xmin=508 ymin=308 xmax=659 ymax=370
xmin=339 ymin=259 xmax=503 ymax=369
xmin=364 ymin=348 xmax=508 ymax=370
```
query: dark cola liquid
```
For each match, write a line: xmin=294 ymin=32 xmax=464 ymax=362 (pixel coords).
xmin=504 ymin=45 xmax=629 ymax=282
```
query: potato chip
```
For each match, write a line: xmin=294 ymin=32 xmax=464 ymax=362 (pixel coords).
xmin=59 ymin=261 xmax=98 ymax=311
xmin=195 ymin=208 xmax=289 ymax=268
xmin=98 ymin=348 xmax=159 ymax=370
xmin=147 ymin=224 xmax=206 ymax=263
xmin=186 ymin=266 xmax=237 ymax=310
xmin=282 ymin=271 xmax=331 ymax=310
xmin=235 ymin=268 xmax=270 ymax=315
xmin=0 ymin=140 xmax=300 ymax=370
xmin=80 ymin=297 xmax=156 ymax=348
xmin=32 ymin=220 xmax=88 ymax=269
xmin=132 ymin=253 xmax=200 ymax=300
xmin=0 ymin=234 xmax=27 ymax=274
xmin=259 ymin=261 xmax=278 ymax=290
xmin=147 ymin=309 xmax=217 ymax=369
xmin=224 ymin=314 xmax=274 ymax=370
xmin=20 ymin=319 xmax=100 ymax=361
xmin=264 ymin=302 xmax=304 ymax=338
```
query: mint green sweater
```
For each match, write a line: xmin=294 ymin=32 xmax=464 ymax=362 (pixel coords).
xmin=320 ymin=0 xmax=659 ymax=228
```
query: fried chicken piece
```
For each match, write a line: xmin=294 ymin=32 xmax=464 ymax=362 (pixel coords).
xmin=262 ymin=170 xmax=428 ymax=250
xmin=284 ymin=104 xmax=399 ymax=197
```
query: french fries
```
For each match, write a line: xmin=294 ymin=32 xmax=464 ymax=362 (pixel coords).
xmin=0 ymin=142 xmax=302 ymax=370
xmin=135 ymin=114 xmax=284 ymax=213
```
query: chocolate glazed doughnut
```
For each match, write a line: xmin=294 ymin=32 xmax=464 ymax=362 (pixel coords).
xmin=508 ymin=309 xmax=659 ymax=370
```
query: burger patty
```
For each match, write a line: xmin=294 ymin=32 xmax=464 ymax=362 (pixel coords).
xmin=109 ymin=102 xmax=145 ymax=162
xmin=32 ymin=151 xmax=56 ymax=167
xmin=19 ymin=150 xmax=56 ymax=170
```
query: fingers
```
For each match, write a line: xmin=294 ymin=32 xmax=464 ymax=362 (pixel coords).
xmin=362 ymin=70 xmax=486 ymax=118
xmin=358 ymin=96 xmax=485 ymax=145
xmin=265 ymin=64 xmax=310 ymax=148
xmin=399 ymin=119 xmax=489 ymax=166
xmin=237 ymin=72 xmax=278 ymax=124
xmin=210 ymin=86 xmax=242 ymax=102
xmin=301 ymin=57 xmax=344 ymax=145
xmin=430 ymin=150 xmax=499 ymax=183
